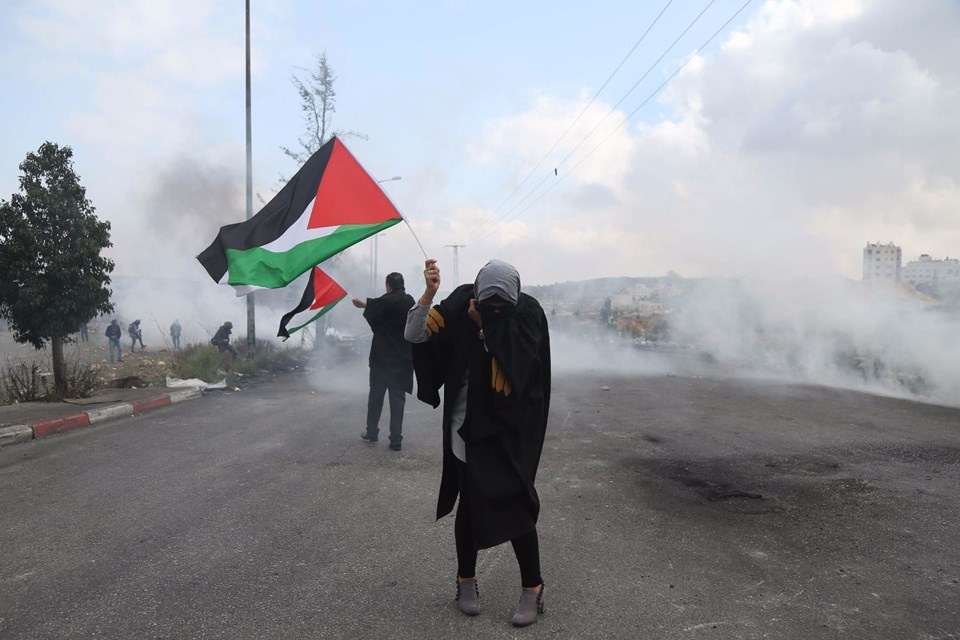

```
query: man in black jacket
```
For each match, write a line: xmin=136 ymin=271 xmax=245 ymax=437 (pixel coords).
xmin=352 ymin=272 xmax=415 ymax=451
xmin=211 ymin=321 xmax=238 ymax=363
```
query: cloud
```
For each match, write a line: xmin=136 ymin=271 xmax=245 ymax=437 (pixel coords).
xmin=16 ymin=0 xmax=245 ymax=81
xmin=465 ymin=0 xmax=960 ymax=283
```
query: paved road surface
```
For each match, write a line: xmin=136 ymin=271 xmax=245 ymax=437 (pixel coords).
xmin=1 ymin=361 xmax=958 ymax=639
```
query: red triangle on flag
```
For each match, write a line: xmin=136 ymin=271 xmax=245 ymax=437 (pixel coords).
xmin=310 ymin=267 xmax=348 ymax=310
xmin=308 ymin=139 xmax=402 ymax=229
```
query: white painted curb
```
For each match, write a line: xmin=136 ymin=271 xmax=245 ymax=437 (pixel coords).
xmin=0 ymin=424 xmax=34 ymax=445
xmin=0 ymin=386 xmax=204 ymax=447
xmin=86 ymin=404 xmax=134 ymax=424
xmin=169 ymin=388 xmax=202 ymax=403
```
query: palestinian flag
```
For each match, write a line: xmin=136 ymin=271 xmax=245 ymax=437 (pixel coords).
xmin=197 ymin=136 xmax=403 ymax=292
xmin=278 ymin=266 xmax=348 ymax=339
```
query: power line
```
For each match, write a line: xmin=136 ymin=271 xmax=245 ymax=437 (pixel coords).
xmin=471 ymin=0 xmax=755 ymax=243
xmin=552 ymin=0 xmax=718 ymax=170
xmin=458 ymin=0 xmax=676 ymax=243
xmin=465 ymin=0 xmax=720 ymax=245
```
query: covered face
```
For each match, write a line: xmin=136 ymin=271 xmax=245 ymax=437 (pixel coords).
xmin=475 ymin=260 xmax=521 ymax=326
xmin=474 ymin=259 xmax=520 ymax=305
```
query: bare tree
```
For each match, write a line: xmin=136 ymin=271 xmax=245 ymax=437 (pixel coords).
xmin=278 ymin=51 xmax=367 ymax=347
xmin=281 ymin=51 xmax=367 ymax=164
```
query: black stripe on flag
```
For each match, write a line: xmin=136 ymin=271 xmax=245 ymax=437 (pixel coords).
xmin=196 ymin=137 xmax=338 ymax=283
xmin=277 ymin=269 xmax=318 ymax=339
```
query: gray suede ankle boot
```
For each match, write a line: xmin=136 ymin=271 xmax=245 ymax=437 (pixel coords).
xmin=511 ymin=583 xmax=545 ymax=627
xmin=456 ymin=577 xmax=480 ymax=616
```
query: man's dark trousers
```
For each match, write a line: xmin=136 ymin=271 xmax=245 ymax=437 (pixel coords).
xmin=366 ymin=370 xmax=405 ymax=446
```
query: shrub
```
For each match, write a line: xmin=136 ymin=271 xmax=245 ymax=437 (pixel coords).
xmin=61 ymin=353 xmax=100 ymax=398
xmin=1 ymin=361 xmax=49 ymax=404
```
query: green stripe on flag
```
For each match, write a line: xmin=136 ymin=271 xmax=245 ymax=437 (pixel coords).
xmin=286 ymin=295 xmax=347 ymax=335
xmin=225 ymin=219 xmax=401 ymax=288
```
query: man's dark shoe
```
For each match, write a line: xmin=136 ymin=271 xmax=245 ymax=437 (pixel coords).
xmin=389 ymin=443 xmax=402 ymax=451
xmin=360 ymin=432 xmax=378 ymax=443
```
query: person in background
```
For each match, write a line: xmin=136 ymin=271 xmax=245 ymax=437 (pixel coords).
xmin=79 ymin=321 xmax=89 ymax=343
xmin=211 ymin=321 xmax=238 ymax=363
xmin=352 ymin=272 xmax=415 ymax=451
xmin=405 ymin=258 xmax=551 ymax=627
xmin=170 ymin=319 xmax=182 ymax=350
xmin=105 ymin=319 xmax=123 ymax=364
xmin=128 ymin=319 xmax=146 ymax=351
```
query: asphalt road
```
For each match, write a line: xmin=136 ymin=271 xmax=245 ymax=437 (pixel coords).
xmin=1 ymin=358 xmax=958 ymax=639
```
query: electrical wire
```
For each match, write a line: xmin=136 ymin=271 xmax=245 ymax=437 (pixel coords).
xmin=458 ymin=0 xmax=676 ymax=243
xmin=464 ymin=0 xmax=719 ymax=244
xmin=470 ymin=0 xmax=755 ymax=243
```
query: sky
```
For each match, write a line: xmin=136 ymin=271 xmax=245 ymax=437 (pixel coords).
xmin=1 ymin=0 xmax=959 ymax=296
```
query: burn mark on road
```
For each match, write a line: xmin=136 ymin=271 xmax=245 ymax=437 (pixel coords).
xmin=620 ymin=457 xmax=773 ymax=514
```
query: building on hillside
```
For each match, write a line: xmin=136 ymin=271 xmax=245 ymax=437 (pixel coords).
xmin=862 ymin=242 xmax=901 ymax=281
xmin=612 ymin=282 xmax=682 ymax=315
xmin=902 ymin=254 xmax=960 ymax=285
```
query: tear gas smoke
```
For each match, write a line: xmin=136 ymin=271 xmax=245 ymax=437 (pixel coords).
xmin=671 ymin=277 xmax=960 ymax=406
xmin=540 ymin=275 xmax=960 ymax=408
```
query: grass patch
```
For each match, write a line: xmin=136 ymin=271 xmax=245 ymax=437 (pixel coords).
xmin=171 ymin=343 xmax=228 ymax=383
xmin=0 ymin=338 xmax=311 ymax=403
xmin=169 ymin=340 xmax=306 ymax=383
xmin=233 ymin=340 xmax=308 ymax=376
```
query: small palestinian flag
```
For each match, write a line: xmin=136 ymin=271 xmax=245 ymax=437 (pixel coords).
xmin=197 ymin=136 xmax=403 ymax=293
xmin=277 ymin=266 xmax=348 ymax=339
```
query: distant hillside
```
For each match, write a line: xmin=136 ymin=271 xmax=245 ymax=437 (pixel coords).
xmin=527 ymin=274 xmax=695 ymax=317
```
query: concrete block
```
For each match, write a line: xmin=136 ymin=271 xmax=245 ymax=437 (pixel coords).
xmin=86 ymin=404 xmax=134 ymax=424
xmin=0 ymin=424 xmax=34 ymax=445
xmin=169 ymin=388 xmax=202 ymax=403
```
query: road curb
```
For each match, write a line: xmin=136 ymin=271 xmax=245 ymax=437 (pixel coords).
xmin=0 ymin=424 xmax=34 ymax=446
xmin=0 ymin=387 xmax=203 ymax=447
xmin=32 ymin=414 xmax=90 ymax=438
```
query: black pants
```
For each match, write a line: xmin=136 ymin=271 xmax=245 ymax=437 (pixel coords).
xmin=454 ymin=460 xmax=542 ymax=588
xmin=217 ymin=343 xmax=238 ymax=358
xmin=366 ymin=371 xmax=405 ymax=445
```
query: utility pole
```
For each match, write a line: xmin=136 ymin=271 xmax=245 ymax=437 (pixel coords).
xmin=445 ymin=244 xmax=465 ymax=285
xmin=244 ymin=0 xmax=256 ymax=354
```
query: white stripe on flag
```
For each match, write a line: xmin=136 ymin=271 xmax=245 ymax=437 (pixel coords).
xmin=260 ymin=196 xmax=338 ymax=254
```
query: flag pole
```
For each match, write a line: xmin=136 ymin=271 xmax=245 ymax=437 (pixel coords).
xmin=404 ymin=220 xmax=429 ymax=260
xmin=244 ymin=0 xmax=256 ymax=354
xmin=367 ymin=169 xmax=428 ymax=260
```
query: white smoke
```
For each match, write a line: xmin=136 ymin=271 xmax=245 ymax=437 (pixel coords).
xmin=671 ymin=277 xmax=960 ymax=405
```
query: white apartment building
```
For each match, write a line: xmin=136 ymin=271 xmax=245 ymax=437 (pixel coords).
xmin=862 ymin=242 xmax=901 ymax=281
xmin=902 ymin=254 xmax=960 ymax=285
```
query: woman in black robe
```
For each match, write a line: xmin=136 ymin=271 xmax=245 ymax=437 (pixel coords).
xmin=405 ymin=258 xmax=551 ymax=627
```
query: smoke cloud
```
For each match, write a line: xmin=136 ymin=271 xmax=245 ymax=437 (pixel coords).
xmin=540 ymin=275 xmax=960 ymax=408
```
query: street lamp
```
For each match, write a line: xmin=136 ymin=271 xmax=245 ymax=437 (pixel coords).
xmin=372 ymin=176 xmax=402 ymax=291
